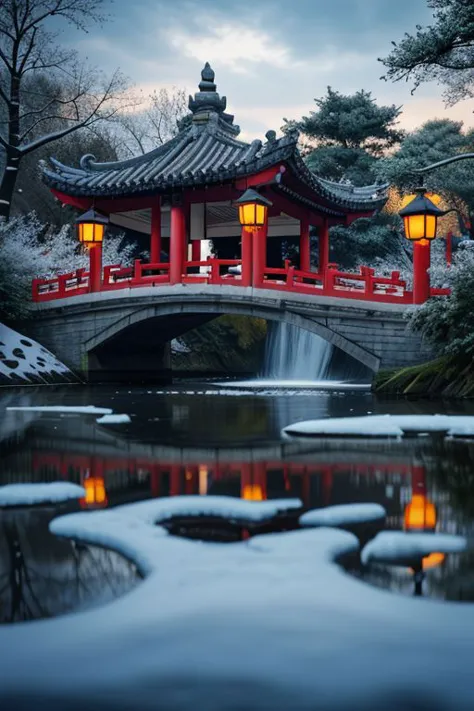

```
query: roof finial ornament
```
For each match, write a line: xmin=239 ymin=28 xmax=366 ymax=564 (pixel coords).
xmin=188 ymin=61 xmax=227 ymax=118
xmin=199 ymin=62 xmax=216 ymax=92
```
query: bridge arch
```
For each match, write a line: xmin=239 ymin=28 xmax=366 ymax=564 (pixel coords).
xmin=84 ymin=295 xmax=380 ymax=372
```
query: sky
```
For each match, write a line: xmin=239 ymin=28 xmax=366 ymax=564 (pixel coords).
xmin=67 ymin=0 xmax=474 ymax=142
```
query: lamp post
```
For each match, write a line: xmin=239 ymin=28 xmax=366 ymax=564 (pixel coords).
xmin=235 ymin=189 xmax=272 ymax=287
xmin=399 ymin=154 xmax=474 ymax=304
xmin=75 ymin=208 xmax=108 ymax=293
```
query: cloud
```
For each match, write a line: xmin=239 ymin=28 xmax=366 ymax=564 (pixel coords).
xmin=168 ymin=22 xmax=292 ymax=73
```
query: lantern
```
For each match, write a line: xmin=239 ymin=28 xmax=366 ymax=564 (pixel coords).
xmin=80 ymin=476 xmax=108 ymax=508
xmin=76 ymin=208 xmax=108 ymax=247
xmin=235 ymin=188 xmax=272 ymax=233
xmin=399 ymin=188 xmax=444 ymax=242
xmin=242 ymin=484 xmax=264 ymax=501
xmin=404 ymin=494 xmax=437 ymax=531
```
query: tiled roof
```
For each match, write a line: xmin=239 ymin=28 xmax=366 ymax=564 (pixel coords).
xmin=42 ymin=63 xmax=388 ymax=214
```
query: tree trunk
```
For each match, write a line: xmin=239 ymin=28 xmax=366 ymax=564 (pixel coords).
xmin=0 ymin=151 xmax=21 ymax=220
xmin=0 ymin=68 xmax=22 ymax=221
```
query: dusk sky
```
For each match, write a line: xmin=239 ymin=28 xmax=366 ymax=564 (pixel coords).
xmin=70 ymin=0 xmax=473 ymax=141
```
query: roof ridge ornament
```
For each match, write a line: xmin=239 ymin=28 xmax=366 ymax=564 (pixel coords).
xmin=189 ymin=62 xmax=235 ymax=129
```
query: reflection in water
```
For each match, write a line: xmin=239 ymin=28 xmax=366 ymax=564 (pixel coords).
xmin=2 ymin=385 xmax=474 ymax=603
xmin=0 ymin=505 xmax=140 ymax=623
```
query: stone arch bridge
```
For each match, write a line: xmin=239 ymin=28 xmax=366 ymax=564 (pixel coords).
xmin=22 ymin=284 xmax=431 ymax=383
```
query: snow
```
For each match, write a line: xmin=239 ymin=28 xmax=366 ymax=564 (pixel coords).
xmin=220 ymin=379 xmax=371 ymax=391
xmin=96 ymin=413 xmax=131 ymax=424
xmin=284 ymin=414 xmax=474 ymax=438
xmin=6 ymin=405 xmax=113 ymax=415
xmin=362 ymin=531 xmax=468 ymax=565
xmin=0 ymin=323 xmax=73 ymax=384
xmin=0 ymin=497 xmax=473 ymax=710
xmin=300 ymin=503 xmax=386 ymax=527
xmin=0 ymin=482 xmax=85 ymax=507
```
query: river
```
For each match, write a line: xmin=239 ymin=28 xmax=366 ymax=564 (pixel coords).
xmin=2 ymin=381 xmax=474 ymax=620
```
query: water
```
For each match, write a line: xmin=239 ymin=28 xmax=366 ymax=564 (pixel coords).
xmin=262 ymin=322 xmax=333 ymax=380
xmin=2 ymin=383 xmax=474 ymax=616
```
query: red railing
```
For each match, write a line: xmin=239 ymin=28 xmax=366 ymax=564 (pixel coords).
xmin=32 ymin=258 xmax=447 ymax=305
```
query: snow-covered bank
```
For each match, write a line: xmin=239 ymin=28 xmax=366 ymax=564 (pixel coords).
xmin=0 ymin=497 xmax=473 ymax=710
xmin=284 ymin=414 xmax=474 ymax=438
xmin=300 ymin=503 xmax=386 ymax=528
xmin=0 ymin=482 xmax=85 ymax=507
xmin=362 ymin=531 xmax=468 ymax=565
xmin=0 ymin=323 xmax=76 ymax=385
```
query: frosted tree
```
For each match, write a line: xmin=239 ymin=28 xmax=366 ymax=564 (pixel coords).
xmin=115 ymin=88 xmax=190 ymax=158
xmin=380 ymin=1 xmax=474 ymax=105
xmin=0 ymin=0 xmax=131 ymax=220
xmin=0 ymin=213 xmax=134 ymax=320
xmin=410 ymin=243 xmax=474 ymax=357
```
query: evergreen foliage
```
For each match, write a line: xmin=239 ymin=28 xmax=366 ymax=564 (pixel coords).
xmin=380 ymin=0 xmax=474 ymax=105
xmin=285 ymin=87 xmax=404 ymax=186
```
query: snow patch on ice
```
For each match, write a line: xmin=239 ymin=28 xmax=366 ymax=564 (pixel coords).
xmin=96 ymin=413 xmax=131 ymax=424
xmin=362 ymin=531 xmax=468 ymax=565
xmin=0 ymin=482 xmax=85 ymax=507
xmin=284 ymin=414 xmax=474 ymax=438
xmin=300 ymin=503 xmax=386 ymax=527
xmin=6 ymin=405 xmax=113 ymax=415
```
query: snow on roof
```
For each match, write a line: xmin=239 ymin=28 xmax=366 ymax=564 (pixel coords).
xmin=284 ymin=414 xmax=474 ymax=438
xmin=362 ymin=531 xmax=468 ymax=566
xmin=0 ymin=482 xmax=85 ymax=507
xmin=300 ymin=503 xmax=386 ymax=528
xmin=0 ymin=323 xmax=74 ymax=385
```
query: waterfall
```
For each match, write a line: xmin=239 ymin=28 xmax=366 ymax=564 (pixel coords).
xmin=262 ymin=322 xmax=333 ymax=381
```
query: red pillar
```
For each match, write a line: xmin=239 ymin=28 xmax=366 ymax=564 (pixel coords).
xmin=252 ymin=223 xmax=267 ymax=287
xmin=241 ymin=227 xmax=252 ymax=286
xmin=413 ymin=240 xmax=431 ymax=304
xmin=321 ymin=467 xmax=333 ymax=506
xmin=411 ymin=463 xmax=427 ymax=495
xmin=300 ymin=218 xmax=311 ymax=272
xmin=191 ymin=239 xmax=201 ymax=261
xmin=169 ymin=204 xmax=186 ymax=284
xmin=170 ymin=465 xmax=181 ymax=496
xmin=150 ymin=201 xmax=162 ymax=264
xmin=318 ymin=218 xmax=329 ymax=275
xmin=89 ymin=244 xmax=102 ymax=292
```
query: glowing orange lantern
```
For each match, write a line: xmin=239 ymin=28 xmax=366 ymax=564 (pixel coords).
xmin=80 ymin=476 xmax=108 ymax=508
xmin=235 ymin=188 xmax=272 ymax=233
xmin=76 ymin=208 xmax=108 ymax=248
xmin=399 ymin=189 xmax=444 ymax=242
xmin=404 ymin=494 xmax=437 ymax=531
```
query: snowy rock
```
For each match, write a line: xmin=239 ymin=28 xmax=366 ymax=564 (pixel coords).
xmin=300 ymin=503 xmax=386 ymax=528
xmin=0 ymin=482 xmax=85 ymax=507
xmin=0 ymin=323 xmax=75 ymax=385
xmin=96 ymin=413 xmax=131 ymax=424
xmin=361 ymin=531 xmax=468 ymax=566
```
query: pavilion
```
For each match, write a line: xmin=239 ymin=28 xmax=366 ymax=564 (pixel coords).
xmin=42 ymin=63 xmax=388 ymax=289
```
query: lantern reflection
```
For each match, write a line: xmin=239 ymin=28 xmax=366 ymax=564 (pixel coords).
xmin=242 ymin=484 xmax=264 ymax=501
xmin=80 ymin=476 xmax=108 ymax=508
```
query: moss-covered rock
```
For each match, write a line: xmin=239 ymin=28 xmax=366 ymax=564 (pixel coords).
xmin=374 ymin=355 xmax=474 ymax=398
